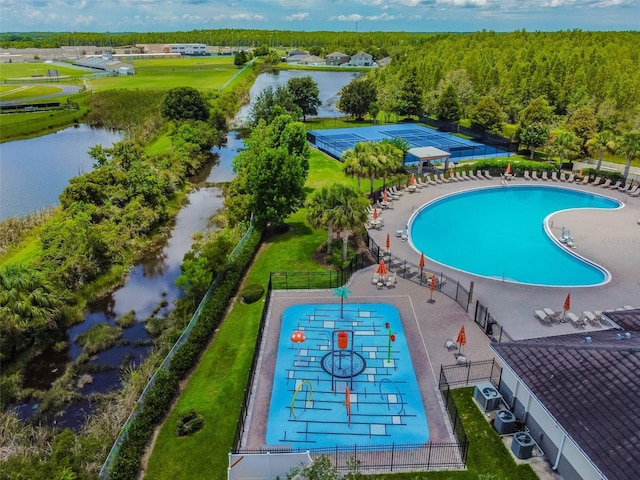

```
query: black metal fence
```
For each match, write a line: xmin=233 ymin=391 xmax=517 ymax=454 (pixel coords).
xmin=365 ymin=232 xmax=472 ymax=312
xmin=234 ymin=441 xmax=467 ymax=473
xmin=473 ymin=300 xmax=513 ymax=343
xmin=438 ymin=359 xmax=502 ymax=390
xmin=418 ymin=116 xmax=519 ymax=154
xmin=269 ymin=253 xmax=368 ymax=290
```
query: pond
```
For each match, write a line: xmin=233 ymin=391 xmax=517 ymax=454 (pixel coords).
xmin=234 ymin=70 xmax=361 ymax=124
xmin=0 ymin=124 xmax=123 ymax=220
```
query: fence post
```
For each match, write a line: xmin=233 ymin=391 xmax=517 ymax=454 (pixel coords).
xmin=466 ymin=363 xmax=471 ymax=386
xmin=390 ymin=443 xmax=395 ymax=471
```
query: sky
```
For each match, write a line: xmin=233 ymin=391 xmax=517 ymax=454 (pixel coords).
xmin=0 ymin=0 xmax=638 ymax=33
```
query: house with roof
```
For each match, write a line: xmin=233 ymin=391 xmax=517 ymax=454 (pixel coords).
xmin=285 ymin=54 xmax=311 ymax=64
xmin=325 ymin=51 xmax=350 ymax=66
xmin=299 ymin=55 xmax=325 ymax=66
xmin=376 ymin=56 xmax=392 ymax=67
xmin=491 ymin=309 xmax=640 ymax=480
xmin=350 ymin=51 xmax=374 ymax=67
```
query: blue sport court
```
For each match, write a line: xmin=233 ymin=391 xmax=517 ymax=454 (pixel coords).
xmin=266 ymin=303 xmax=429 ymax=449
xmin=307 ymin=124 xmax=510 ymax=163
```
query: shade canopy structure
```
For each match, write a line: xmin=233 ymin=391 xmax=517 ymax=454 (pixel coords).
xmin=407 ymin=146 xmax=452 ymax=175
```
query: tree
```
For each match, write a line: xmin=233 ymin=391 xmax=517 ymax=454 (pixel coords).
xmin=469 ymin=96 xmax=505 ymax=134
xmin=234 ymin=50 xmax=248 ymax=66
xmin=547 ymin=131 xmax=580 ymax=164
xmin=287 ymin=76 xmax=321 ymax=122
xmin=566 ymin=106 xmax=598 ymax=156
xmin=337 ymin=78 xmax=377 ymax=120
xmin=341 ymin=143 xmax=370 ymax=189
xmin=161 ymin=87 xmax=209 ymax=122
xmin=586 ymin=130 xmax=616 ymax=171
xmin=519 ymin=123 xmax=550 ymax=159
xmin=0 ymin=264 xmax=62 ymax=359
xmin=249 ymin=85 xmax=302 ymax=126
xmin=323 ymin=184 xmax=370 ymax=262
xmin=306 ymin=187 xmax=335 ymax=254
xmin=616 ymin=130 xmax=640 ymax=179
xmin=395 ymin=67 xmax=423 ymax=118
xmin=436 ymin=83 xmax=461 ymax=122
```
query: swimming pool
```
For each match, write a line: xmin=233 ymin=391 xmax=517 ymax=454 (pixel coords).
xmin=266 ymin=304 xmax=429 ymax=449
xmin=409 ymin=185 xmax=621 ymax=286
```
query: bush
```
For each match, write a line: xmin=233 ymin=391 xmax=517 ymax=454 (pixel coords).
xmin=176 ymin=409 xmax=205 ymax=436
xmin=115 ymin=310 xmax=136 ymax=328
xmin=75 ymin=324 xmax=122 ymax=355
xmin=240 ymin=284 xmax=264 ymax=303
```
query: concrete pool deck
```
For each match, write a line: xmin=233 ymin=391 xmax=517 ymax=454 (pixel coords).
xmin=369 ymin=174 xmax=640 ymax=340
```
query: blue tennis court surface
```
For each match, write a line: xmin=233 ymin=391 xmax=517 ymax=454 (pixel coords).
xmin=266 ymin=303 xmax=429 ymax=448
xmin=307 ymin=124 xmax=510 ymax=163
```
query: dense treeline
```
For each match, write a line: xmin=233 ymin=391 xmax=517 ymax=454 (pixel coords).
xmin=374 ymin=30 xmax=640 ymax=129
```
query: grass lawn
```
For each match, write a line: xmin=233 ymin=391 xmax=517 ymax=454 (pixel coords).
xmin=0 ymin=62 xmax=88 ymax=81
xmin=87 ymin=56 xmax=240 ymax=92
xmin=0 ymin=84 xmax=63 ymax=101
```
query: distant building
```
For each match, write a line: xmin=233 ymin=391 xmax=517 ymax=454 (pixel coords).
xmin=350 ymin=51 xmax=374 ymax=67
xmin=299 ymin=55 xmax=325 ymax=66
xmin=106 ymin=61 xmax=135 ymax=75
xmin=169 ymin=44 xmax=208 ymax=56
xmin=376 ymin=56 xmax=392 ymax=67
xmin=285 ymin=54 xmax=310 ymax=64
xmin=287 ymin=49 xmax=308 ymax=58
xmin=325 ymin=52 xmax=350 ymax=66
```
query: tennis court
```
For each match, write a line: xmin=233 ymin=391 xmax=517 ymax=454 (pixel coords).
xmin=307 ymin=124 xmax=510 ymax=163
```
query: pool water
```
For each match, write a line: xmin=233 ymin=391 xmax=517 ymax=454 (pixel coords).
xmin=266 ymin=304 xmax=429 ymax=448
xmin=410 ymin=185 xmax=621 ymax=286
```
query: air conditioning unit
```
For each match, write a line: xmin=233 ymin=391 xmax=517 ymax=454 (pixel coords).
xmin=511 ymin=431 xmax=535 ymax=459
xmin=494 ymin=409 xmax=516 ymax=435
xmin=473 ymin=381 xmax=502 ymax=412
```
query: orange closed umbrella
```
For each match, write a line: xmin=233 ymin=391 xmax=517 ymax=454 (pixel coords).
xmin=386 ymin=233 xmax=391 ymax=251
xmin=410 ymin=174 xmax=416 ymax=186
xmin=579 ymin=168 xmax=584 ymax=177
xmin=372 ymin=208 xmax=378 ymax=220
xmin=449 ymin=166 xmax=454 ymax=176
xmin=562 ymin=293 xmax=571 ymax=321
xmin=506 ymin=163 xmax=511 ymax=174
xmin=383 ymin=190 xmax=388 ymax=202
xmin=376 ymin=259 xmax=388 ymax=276
xmin=419 ymin=252 xmax=425 ymax=268
xmin=456 ymin=326 xmax=467 ymax=355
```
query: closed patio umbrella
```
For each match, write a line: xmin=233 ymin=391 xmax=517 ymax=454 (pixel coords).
xmin=506 ymin=163 xmax=511 ymax=174
xmin=376 ymin=259 xmax=388 ymax=277
xmin=456 ymin=326 xmax=467 ymax=355
xmin=419 ymin=252 xmax=425 ymax=280
xmin=562 ymin=293 xmax=571 ymax=321
xmin=386 ymin=233 xmax=391 ymax=254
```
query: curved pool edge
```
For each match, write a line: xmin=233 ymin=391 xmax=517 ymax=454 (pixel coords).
xmin=407 ymin=184 xmax=623 ymax=288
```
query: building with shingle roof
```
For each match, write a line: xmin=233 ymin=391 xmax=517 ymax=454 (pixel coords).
xmin=491 ymin=309 xmax=640 ymax=480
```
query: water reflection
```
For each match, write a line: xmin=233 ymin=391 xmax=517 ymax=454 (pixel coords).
xmin=0 ymin=125 xmax=122 ymax=220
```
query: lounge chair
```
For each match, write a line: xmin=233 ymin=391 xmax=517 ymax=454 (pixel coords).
xmin=443 ymin=338 xmax=458 ymax=351
xmin=386 ymin=273 xmax=397 ymax=288
xmin=581 ymin=311 xmax=601 ymax=327
xmin=600 ymin=178 xmax=612 ymax=188
xmin=608 ymin=180 xmax=622 ymax=189
xmin=523 ymin=170 xmax=531 ymax=180
xmin=559 ymin=172 xmax=567 ymax=182
xmin=541 ymin=171 xmax=549 ymax=180
xmin=452 ymin=172 xmax=462 ymax=181
xmin=628 ymin=186 xmax=639 ymax=197
xmin=566 ymin=312 xmax=586 ymax=328
xmin=618 ymin=182 xmax=633 ymax=192
xmin=531 ymin=171 xmax=540 ymax=180
xmin=460 ymin=171 xmax=470 ymax=181
xmin=566 ymin=173 xmax=575 ymax=183
xmin=551 ymin=171 xmax=559 ymax=181
xmin=484 ymin=170 xmax=493 ymax=179
xmin=372 ymin=275 xmax=380 ymax=285
xmin=467 ymin=170 xmax=478 ymax=180
xmin=543 ymin=307 xmax=561 ymax=322
xmin=534 ymin=309 xmax=552 ymax=326
xmin=476 ymin=170 xmax=486 ymax=179
xmin=579 ymin=175 xmax=590 ymax=185
xmin=591 ymin=176 xmax=602 ymax=186
xmin=428 ymin=175 xmax=438 ymax=185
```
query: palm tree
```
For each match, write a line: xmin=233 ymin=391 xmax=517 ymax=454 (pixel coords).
xmin=616 ymin=131 xmax=640 ymax=179
xmin=323 ymin=184 xmax=370 ymax=262
xmin=375 ymin=140 xmax=404 ymax=186
xmin=341 ymin=144 xmax=368 ymax=189
xmin=306 ymin=186 xmax=334 ymax=254
xmin=547 ymin=131 xmax=580 ymax=165
xmin=586 ymin=130 xmax=615 ymax=172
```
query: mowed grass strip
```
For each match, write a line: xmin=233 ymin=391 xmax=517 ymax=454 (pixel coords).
xmin=88 ymin=56 xmax=240 ymax=91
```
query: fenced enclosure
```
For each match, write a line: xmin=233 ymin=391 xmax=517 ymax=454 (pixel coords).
xmin=473 ymin=300 xmax=513 ymax=343
xmin=439 ymin=359 xmax=502 ymax=390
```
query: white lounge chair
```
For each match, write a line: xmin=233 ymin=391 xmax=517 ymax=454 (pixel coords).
xmin=386 ymin=273 xmax=397 ymax=288
xmin=531 ymin=171 xmax=540 ymax=180
xmin=484 ymin=170 xmax=493 ymax=179
xmin=591 ymin=176 xmax=602 ymax=186
xmin=628 ymin=186 xmax=639 ymax=197
xmin=476 ymin=170 xmax=486 ymax=179
xmin=600 ymin=179 xmax=612 ymax=188
xmin=608 ymin=180 xmax=622 ymax=189
xmin=541 ymin=171 xmax=549 ymax=180
xmin=428 ymin=175 xmax=438 ymax=185
xmin=468 ymin=170 xmax=478 ymax=180
xmin=581 ymin=311 xmax=601 ymax=327
xmin=566 ymin=173 xmax=575 ymax=183
xmin=566 ymin=312 xmax=586 ymax=328
xmin=523 ymin=170 xmax=531 ymax=180
xmin=534 ymin=309 xmax=552 ymax=326
xmin=579 ymin=175 xmax=590 ymax=185
xmin=543 ymin=307 xmax=561 ymax=322
xmin=551 ymin=171 xmax=559 ymax=181
xmin=559 ymin=172 xmax=567 ymax=182
xmin=443 ymin=338 xmax=458 ymax=351
xmin=618 ymin=182 xmax=633 ymax=192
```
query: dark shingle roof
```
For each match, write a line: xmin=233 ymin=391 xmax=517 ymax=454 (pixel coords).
xmin=492 ymin=314 xmax=640 ymax=480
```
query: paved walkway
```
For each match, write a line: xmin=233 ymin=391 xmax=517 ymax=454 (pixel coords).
xmin=368 ymin=174 xmax=640 ymax=340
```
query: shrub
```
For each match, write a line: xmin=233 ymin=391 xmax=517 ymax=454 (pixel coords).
xmin=115 ymin=310 xmax=136 ymax=328
xmin=175 ymin=409 xmax=205 ymax=437
xmin=75 ymin=324 xmax=122 ymax=355
xmin=240 ymin=283 xmax=264 ymax=303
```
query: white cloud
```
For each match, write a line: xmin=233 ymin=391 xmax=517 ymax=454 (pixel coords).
xmin=74 ymin=14 xmax=93 ymax=25
xmin=229 ymin=12 xmax=265 ymax=21
xmin=366 ymin=12 xmax=398 ymax=20
xmin=329 ymin=13 xmax=363 ymax=21
xmin=284 ymin=12 xmax=310 ymax=21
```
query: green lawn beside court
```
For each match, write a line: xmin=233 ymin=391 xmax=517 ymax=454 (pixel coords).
xmin=0 ymin=85 xmax=63 ymax=101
